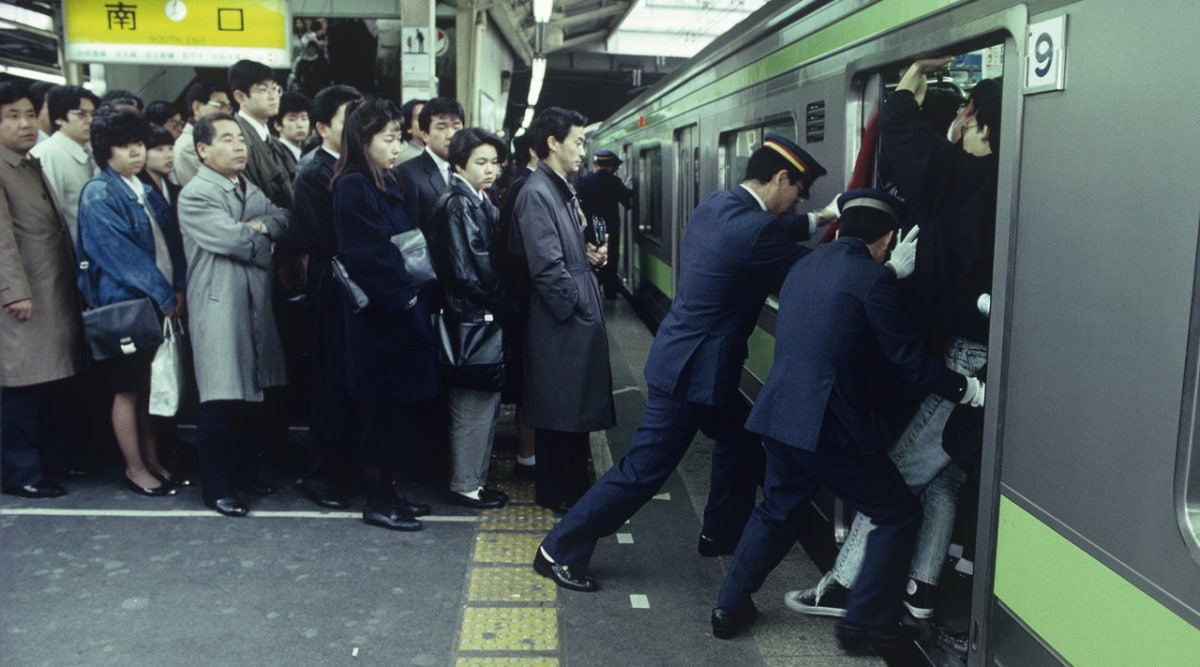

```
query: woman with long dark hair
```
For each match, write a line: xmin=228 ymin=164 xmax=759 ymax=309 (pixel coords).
xmin=331 ymin=98 xmax=440 ymax=531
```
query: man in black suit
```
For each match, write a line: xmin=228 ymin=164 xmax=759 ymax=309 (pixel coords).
xmin=395 ymin=96 xmax=464 ymax=236
xmin=291 ymin=84 xmax=361 ymax=510
xmin=710 ymin=189 xmax=984 ymax=654
xmin=575 ymin=149 xmax=631 ymax=299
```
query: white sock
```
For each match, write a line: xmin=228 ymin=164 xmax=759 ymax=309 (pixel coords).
xmin=517 ymin=455 xmax=536 ymax=466
xmin=457 ymin=488 xmax=481 ymax=500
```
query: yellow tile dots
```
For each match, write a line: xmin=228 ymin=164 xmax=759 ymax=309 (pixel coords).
xmin=459 ymin=607 xmax=558 ymax=651
xmin=480 ymin=504 xmax=558 ymax=532
xmin=473 ymin=532 xmax=544 ymax=564
xmin=456 ymin=658 xmax=558 ymax=667
xmin=468 ymin=567 xmax=556 ymax=603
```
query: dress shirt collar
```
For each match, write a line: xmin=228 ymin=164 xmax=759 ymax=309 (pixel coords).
xmin=425 ymin=146 xmax=451 ymax=185
xmin=739 ymin=184 xmax=767 ymax=211
xmin=281 ymin=138 xmax=302 ymax=162
xmin=319 ymin=146 xmax=340 ymax=160
xmin=238 ymin=111 xmax=271 ymax=142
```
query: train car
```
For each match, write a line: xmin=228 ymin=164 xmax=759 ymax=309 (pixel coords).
xmin=589 ymin=0 xmax=1200 ymax=664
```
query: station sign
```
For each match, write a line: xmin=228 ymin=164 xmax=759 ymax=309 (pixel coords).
xmin=64 ymin=0 xmax=289 ymax=67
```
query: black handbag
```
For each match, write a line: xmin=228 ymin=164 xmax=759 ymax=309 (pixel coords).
xmin=78 ymin=260 xmax=164 ymax=361
xmin=330 ymin=256 xmax=369 ymax=313
xmin=391 ymin=228 xmax=437 ymax=288
xmin=433 ymin=310 xmax=505 ymax=391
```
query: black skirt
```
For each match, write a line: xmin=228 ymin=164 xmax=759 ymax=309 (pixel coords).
xmin=102 ymin=347 xmax=155 ymax=394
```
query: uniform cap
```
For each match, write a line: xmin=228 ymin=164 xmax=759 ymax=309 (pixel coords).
xmin=762 ymin=133 xmax=826 ymax=179
xmin=837 ymin=188 xmax=907 ymax=222
xmin=594 ymin=149 xmax=622 ymax=167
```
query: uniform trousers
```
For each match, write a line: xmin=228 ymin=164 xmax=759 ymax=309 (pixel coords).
xmin=195 ymin=399 xmax=267 ymax=504
xmin=542 ymin=384 xmax=761 ymax=570
xmin=717 ymin=437 xmax=919 ymax=628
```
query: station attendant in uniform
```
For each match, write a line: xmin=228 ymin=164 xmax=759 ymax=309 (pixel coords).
xmin=534 ymin=134 xmax=835 ymax=591
xmin=710 ymin=190 xmax=985 ymax=654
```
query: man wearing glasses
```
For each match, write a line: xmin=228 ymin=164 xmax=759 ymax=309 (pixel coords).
xmin=227 ymin=60 xmax=294 ymax=210
xmin=173 ymin=81 xmax=231 ymax=186
xmin=29 ymin=85 xmax=100 ymax=245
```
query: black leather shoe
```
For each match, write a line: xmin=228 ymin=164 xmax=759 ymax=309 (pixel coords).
xmin=533 ymin=546 xmax=597 ymax=592
xmin=391 ymin=493 xmax=431 ymax=517
xmin=835 ymin=622 xmax=920 ymax=654
xmin=206 ymin=497 xmax=249 ymax=517
xmin=362 ymin=505 xmax=422 ymax=531
xmin=698 ymin=534 xmax=738 ymax=557
xmin=537 ymin=500 xmax=572 ymax=516
xmin=711 ymin=603 xmax=758 ymax=639
xmin=450 ymin=487 xmax=508 ymax=510
xmin=302 ymin=485 xmax=349 ymax=510
xmin=238 ymin=482 xmax=277 ymax=497
xmin=124 ymin=474 xmax=176 ymax=497
xmin=154 ymin=472 xmax=191 ymax=487
xmin=2 ymin=480 xmax=67 ymax=498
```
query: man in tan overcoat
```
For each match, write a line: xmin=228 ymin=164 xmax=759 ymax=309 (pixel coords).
xmin=0 ymin=81 xmax=87 ymax=498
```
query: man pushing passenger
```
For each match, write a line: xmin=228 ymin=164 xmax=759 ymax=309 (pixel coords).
xmin=533 ymin=134 xmax=836 ymax=591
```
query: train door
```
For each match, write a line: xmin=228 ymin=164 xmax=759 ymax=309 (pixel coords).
xmin=673 ymin=125 xmax=699 ymax=286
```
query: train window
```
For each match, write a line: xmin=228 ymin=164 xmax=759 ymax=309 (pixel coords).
xmin=637 ymin=146 xmax=664 ymax=241
xmin=719 ymin=121 xmax=796 ymax=190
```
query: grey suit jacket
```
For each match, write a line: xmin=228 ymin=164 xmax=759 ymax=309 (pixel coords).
xmin=177 ymin=166 xmax=291 ymax=402
xmin=236 ymin=115 xmax=294 ymax=211
xmin=395 ymin=151 xmax=446 ymax=236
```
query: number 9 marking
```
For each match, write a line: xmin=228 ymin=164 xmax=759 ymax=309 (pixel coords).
xmin=1034 ymin=33 xmax=1054 ymax=77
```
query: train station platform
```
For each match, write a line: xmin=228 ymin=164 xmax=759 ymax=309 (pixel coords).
xmin=1 ymin=299 xmax=886 ymax=666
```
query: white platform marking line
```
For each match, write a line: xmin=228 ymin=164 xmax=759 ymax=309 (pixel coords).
xmin=616 ymin=533 xmax=634 ymax=544
xmin=612 ymin=386 xmax=640 ymax=396
xmin=0 ymin=508 xmax=479 ymax=521
xmin=651 ymin=492 xmax=671 ymax=501
xmin=630 ymin=594 xmax=650 ymax=609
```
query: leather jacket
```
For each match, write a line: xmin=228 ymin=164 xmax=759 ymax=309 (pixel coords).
xmin=429 ymin=175 xmax=519 ymax=323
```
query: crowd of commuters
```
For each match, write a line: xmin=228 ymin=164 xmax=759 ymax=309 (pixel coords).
xmin=1 ymin=49 xmax=999 ymax=657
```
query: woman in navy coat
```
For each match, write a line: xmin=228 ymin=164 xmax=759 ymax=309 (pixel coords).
xmin=331 ymin=99 xmax=441 ymax=532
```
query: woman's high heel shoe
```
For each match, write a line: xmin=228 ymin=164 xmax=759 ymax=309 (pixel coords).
xmin=154 ymin=471 xmax=191 ymax=487
xmin=124 ymin=474 xmax=176 ymax=497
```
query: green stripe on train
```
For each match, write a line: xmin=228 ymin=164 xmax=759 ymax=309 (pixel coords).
xmin=744 ymin=326 xmax=775 ymax=383
xmin=601 ymin=0 xmax=959 ymax=143
xmin=640 ymin=249 xmax=674 ymax=298
xmin=995 ymin=496 xmax=1200 ymax=665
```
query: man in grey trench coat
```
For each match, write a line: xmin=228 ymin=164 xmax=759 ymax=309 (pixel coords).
xmin=513 ymin=107 xmax=614 ymax=515
xmin=0 ymin=82 xmax=87 ymax=498
xmin=177 ymin=113 xmax=290 ymax=517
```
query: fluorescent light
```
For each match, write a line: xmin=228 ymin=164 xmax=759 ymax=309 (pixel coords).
xmin=533 ymin=0 xmax=553 ymax=23
xmin=527 ymin=56 xmax=546 ymax=106
xmin=521 ymin=108 xmax=535 ymax=129
xmin=0 ymin=64 xmax=65 ymax=84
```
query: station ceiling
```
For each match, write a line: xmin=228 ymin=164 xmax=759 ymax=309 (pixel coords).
xmin=493 ymin=0 xmax=768 ymax=128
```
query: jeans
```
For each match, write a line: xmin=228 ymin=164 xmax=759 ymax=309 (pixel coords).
xmin=831 ymin=337 xmax=987 ymax=588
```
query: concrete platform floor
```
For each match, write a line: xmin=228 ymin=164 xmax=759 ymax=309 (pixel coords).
xmin=2 ymin=299 xmax=897 ymax=667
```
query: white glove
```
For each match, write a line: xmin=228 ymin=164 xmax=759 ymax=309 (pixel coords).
xmin=959 ymin=376 xmax=985 ymax=408
xmin=821 ymin=194 xmax=841 ymax=221
xmin=885 ymin=225 xmax=920 ymax=279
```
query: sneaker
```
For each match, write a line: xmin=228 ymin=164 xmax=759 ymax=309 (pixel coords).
xmin=784 ymin=575 xmax=849 ymax=617
xmin=903 ymin=578 xmax=937 ymax=619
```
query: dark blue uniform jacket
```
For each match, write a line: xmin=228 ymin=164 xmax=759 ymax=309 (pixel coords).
xmin=643 ymin=186 xmax=809 ymax=406
xmin=746 ymin=237 xmax=965 ymax=454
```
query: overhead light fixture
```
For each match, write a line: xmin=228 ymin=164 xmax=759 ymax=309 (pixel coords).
xmin=533 ymin=0 xmax=553 ymax=23
xmin=0 ymin=64 xmax=65 ymax=84
xmin=526 ymin=56 xmax=546 ymax=106
xmin=521 ymin=107 xmax=535 ymax=129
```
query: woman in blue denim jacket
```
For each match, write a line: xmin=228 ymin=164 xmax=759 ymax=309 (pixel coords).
xmin=77 ymin=110 xmax=187 ymax=497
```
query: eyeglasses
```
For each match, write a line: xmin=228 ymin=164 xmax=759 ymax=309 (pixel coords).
xmin=250 ymin=84 xmax=282 ymax=97
xmin=69 ymin=109 xmax=95 ymax=120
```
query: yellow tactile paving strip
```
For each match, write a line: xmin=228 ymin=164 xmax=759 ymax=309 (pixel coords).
xmin=453 ymin=451 xmax=560 ymax=664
